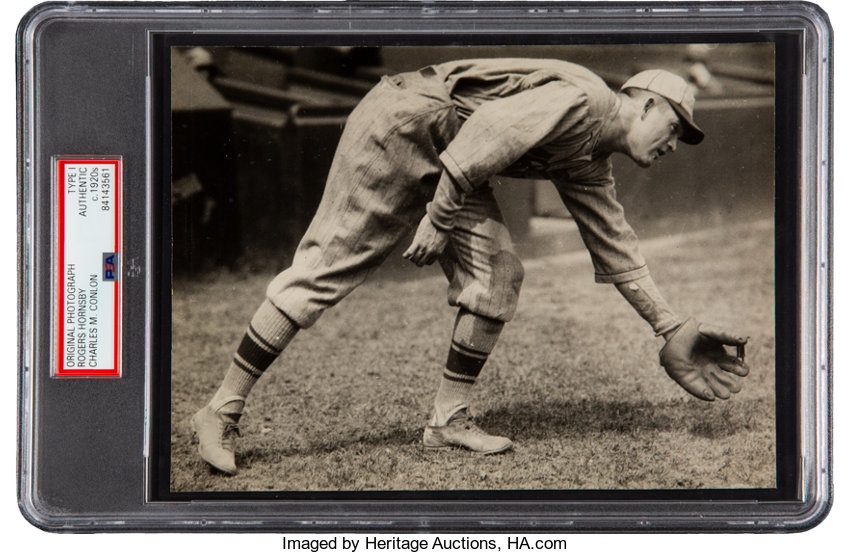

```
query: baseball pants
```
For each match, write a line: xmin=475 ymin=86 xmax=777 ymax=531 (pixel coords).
xmin=266 ymin=70 xmax=524 ymax=328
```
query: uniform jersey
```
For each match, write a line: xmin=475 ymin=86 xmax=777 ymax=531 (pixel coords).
xmin=431 ymin=59 xmax=648 ymax=284
xmin=434 ymin=58 xmax=617 ymax=185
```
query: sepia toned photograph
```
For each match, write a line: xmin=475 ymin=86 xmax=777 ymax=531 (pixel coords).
xmin=167 ymin=43 xmax=777 ymax=494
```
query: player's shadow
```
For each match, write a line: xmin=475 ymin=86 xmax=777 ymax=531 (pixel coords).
xmin=244 ymin=426 xmax=423 ymax=459
xmin=476 ymin=397 xmax=766 ymax=441
xmin=242 ymin=397 xmax=762 ymax=461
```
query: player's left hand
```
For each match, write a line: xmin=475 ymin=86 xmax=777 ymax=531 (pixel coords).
xmin=403 ymin=215 xmax=449 ymax=266
xmin=659 ymin=318 xmax=749 ymax=401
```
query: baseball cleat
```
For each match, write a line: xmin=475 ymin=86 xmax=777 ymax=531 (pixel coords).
xmin=423 ymin=409 xmax=513 ymax=454
xmin=190 ymin=396 xmax=244 ymax=475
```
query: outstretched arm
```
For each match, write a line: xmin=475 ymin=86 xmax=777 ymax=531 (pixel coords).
xmin=615 ymin=274 xmax=749 ymax=401
xmin=548 ymin=171 xmax=750 ymax=401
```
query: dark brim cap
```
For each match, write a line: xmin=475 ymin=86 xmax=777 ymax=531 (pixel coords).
xmin=621 ymin=69 xmax=705 ymax=145
xmin=667 ymin=101 xmax=704 ymax=145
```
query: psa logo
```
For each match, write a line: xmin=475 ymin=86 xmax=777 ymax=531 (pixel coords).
xmin=102 ymin=253 xmax=119 ymax=281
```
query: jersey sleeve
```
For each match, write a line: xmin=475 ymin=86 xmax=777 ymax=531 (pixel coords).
xmin=439 ymin=82 xmax=590 ymax=192
xmin=549 ymin=165 xmax=650 ymax=284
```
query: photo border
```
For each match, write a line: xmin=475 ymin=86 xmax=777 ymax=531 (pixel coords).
xmin=151 ymin=30 xmax=802 ymax=505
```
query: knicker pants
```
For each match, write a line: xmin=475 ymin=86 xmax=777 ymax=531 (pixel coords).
xmin=266 ymin=71 xmax=524 ymax=328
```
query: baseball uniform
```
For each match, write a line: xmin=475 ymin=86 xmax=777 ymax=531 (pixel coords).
xmin=267 ymin=59 xmax=652 ymax=329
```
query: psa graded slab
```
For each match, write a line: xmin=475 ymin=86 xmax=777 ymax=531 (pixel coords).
xmin=17 ymin=1 xmax=832 ymax=532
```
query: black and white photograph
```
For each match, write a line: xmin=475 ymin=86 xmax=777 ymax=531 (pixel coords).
xmin=166 ymin=43 xmax=778 ymax=494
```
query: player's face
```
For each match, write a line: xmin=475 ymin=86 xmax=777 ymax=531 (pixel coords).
xmin=626 ymin=97 xmax=683 ymax=168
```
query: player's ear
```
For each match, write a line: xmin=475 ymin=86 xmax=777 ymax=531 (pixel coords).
xmin=641 ymin=97 xmax=655 ymax=119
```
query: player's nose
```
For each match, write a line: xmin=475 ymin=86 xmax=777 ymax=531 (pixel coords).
xmin=667 ymin=136 xmax=678 ymax=152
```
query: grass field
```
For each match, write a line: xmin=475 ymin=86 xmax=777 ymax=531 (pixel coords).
xmin=170 ymin=219 xmax=775 ymax=492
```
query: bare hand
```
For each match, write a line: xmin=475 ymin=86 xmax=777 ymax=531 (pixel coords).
xmin=402 ymin=215 xmax=449 ymax=266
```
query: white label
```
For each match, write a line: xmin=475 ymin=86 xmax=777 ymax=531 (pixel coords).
xmin=56 ymin=157 xmax=122 ymax=378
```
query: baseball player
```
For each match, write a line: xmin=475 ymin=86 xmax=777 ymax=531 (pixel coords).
xmin=191 ymin=59 xmax=749 ymax=475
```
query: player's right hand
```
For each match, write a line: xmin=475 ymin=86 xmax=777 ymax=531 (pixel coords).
xmin=403 ymin=215 xmax=449 ymax=266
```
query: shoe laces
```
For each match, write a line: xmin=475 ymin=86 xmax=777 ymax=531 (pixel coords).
xmin=218 ymin=416 xmax=241 ymax=451
xmin=447 ymin=410 xmax=486 ymax=435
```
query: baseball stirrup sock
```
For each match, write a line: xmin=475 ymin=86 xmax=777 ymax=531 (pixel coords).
xmin=432 ymin=310 xmax=503 ymax=426
xmin=212 ymin=299 xmax=299 ymax=406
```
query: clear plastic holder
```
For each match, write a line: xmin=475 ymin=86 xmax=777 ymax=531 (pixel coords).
xmin=17 ymin=1 xmax=832 ymax=532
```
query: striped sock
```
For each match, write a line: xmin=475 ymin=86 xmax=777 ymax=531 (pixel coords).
xmin=431 ymin=310 xmax=503 ymax=426
xmin=210 ymin=299 xmax=299 ymax=409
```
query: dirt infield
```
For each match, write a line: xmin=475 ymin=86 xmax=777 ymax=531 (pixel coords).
xmin=170 ymin=219 xmax=774 ymax=492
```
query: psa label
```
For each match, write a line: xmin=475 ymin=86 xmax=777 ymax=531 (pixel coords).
xmin=56 ymin=157 xmax=122 ymax=378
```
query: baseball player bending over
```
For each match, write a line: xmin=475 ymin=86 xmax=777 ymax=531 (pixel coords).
xmin=192 ymin=59 xmax=749 ymax=475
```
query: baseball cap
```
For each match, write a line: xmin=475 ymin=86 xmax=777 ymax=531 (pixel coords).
xmin=620 ymin=69 xmax=704 ymax=145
